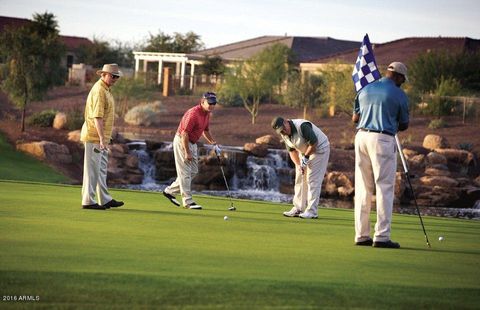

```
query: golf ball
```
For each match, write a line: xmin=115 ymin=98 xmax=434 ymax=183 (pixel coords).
xmin=438 ymin=236 xmax=444 ymax=241
xmin=224 ymin=216 xmax=229 ymax=221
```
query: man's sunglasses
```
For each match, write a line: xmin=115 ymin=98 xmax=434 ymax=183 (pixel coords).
xmin=110 ymin=74 xmax=120 ymax=79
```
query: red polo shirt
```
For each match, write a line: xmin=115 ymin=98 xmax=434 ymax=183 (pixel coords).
xmin=177 ymin=104 xmax=210 ymax=143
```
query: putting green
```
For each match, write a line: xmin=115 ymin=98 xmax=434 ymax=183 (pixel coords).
xmin=1 ymin=180 xmax=479 ymax=309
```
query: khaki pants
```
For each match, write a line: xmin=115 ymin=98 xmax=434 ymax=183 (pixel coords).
xmin=164 ymin=135 xmax=198 ymax=206
xmin=81 ymin=142 xmax=112 ymax=206
xmin=354 ymin=131 xmax=397 ymax=243
xmin=292 ymin=147 xmax=330 ymax=215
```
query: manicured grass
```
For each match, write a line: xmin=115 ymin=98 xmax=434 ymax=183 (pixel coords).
xmin=0 ymin=133 xmax=69 ymax=183
xmin=1 ymin=180 xmax=479 ymax=309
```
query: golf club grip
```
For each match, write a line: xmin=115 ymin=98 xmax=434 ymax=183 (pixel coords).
xmin=395 ymin=134 xmax=409 ymax=174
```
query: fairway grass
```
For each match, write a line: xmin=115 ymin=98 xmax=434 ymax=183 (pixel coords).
xmin=1 ymin=180 xmax=479 ymax=309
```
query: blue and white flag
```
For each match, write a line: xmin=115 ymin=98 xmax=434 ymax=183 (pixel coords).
xmin=352 ymin=34 xmax=381 ymax=92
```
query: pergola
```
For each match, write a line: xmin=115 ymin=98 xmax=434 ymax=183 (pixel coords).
xmin=133 ymin=52 xmax=204 ymax=89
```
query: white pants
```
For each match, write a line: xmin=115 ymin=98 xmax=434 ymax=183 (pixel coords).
xmin=164 ymin=135 xmax=198 ymax=206
xmin=81 ymin=142 xmax=112 ymax=206
xmin=292 ymin=147 xmax=330 ymax=215
xmin=354 ymin=131 xmax=397 ymax=243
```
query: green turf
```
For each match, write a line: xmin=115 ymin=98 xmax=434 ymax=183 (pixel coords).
xmin=1 ymin=180 xmax=479 ymax=309
xmin=0 ymin=133 xmax=69 ymax=183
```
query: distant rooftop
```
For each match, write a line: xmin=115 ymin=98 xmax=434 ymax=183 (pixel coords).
xmin=310 ymin=36 xmax=480 ymax=65
xmin=194 ymin=35 xmax=360 ymax=63
xmin=0 ymin=16 xmax=93 ymax=50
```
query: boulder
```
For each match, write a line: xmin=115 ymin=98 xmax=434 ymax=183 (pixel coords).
xmin=324 ymin=171 xmax=354 ymax=198
xmin=425 ymin=167 xmax=451 ymax=177
xmin=408 ymin=154 xmax=426 ymax=170
xmin=16 ymin=140 xmax=72 ymax=164
xmin=125 ymin=154 xmax=139 ymax=168
xmin=394 ymin=172 xmax=406 ymax=199
xmin=419 ymin=175 xmax=459 ymax=187
xmin=402 ymin=148 xmax=418 ymax=160
xmin=423 ymin=134 xmax=449 ymax=150
xmin=434 ymin=148 xmax=475 ymax=166
xmin=255 ymin=135 xmax=283 ymax=149
xmin=53 ymin=112 xmax=67 ymax=130
xmin=426 ymin=152 xmax=447 ymax=166
xmin=243 ymin=143 xmax=268 ymax=157
xmin=68 ymin=130 xmax=81 ymax=143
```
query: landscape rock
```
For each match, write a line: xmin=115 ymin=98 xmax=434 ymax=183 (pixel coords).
xmin=419 ymin=175 xmax=459 ymax=187
xmin=68 ymin=130 xmax=81 ymax=143
xmin=423 ymin=134 xmax=449 ymax=150
xmin=255 ymin=135 xmax=283 ymax=149
xmin=16 ymin=140 xmax=72 ymax=164
xmin=53 ymin=112 xmax=68 ymax=130
xmin=434 ymin=148 xmax=475 ymax=166
xmin=324 ymin=171 xmax=354 ymax=198
xmin=426 ymin=152 xmax=448 ymax=166
xmin=475 ymin=176 xmax=480 ymax=187
xmin=425 ymin=167 xmax=451 ymax=177
xmin=244 ymin=143 xmax=268 ymax=157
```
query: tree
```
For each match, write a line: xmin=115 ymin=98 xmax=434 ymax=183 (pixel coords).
xmin=198 ymin=55 xmax=226 ymax=76
xmin=144 ymin=30 xmax=204 ymax=53
xmin=0 ymin=12 xmax=65 ymax=132
xmin=284 ymin=71 xmax=323 ymax=119
xmin=318 ymin=63 xmax=356 ymax=116
xmin=409 ymin=50 xmax=480 ymax=95
xmin=219 ymin=43 xmax=293 ymax=124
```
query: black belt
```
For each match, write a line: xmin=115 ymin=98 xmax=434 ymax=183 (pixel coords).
xmin=358 ymin=128 xmax=394 ymax=137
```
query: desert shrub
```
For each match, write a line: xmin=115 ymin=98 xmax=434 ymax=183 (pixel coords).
xmin=27 ymin=109 xmax=57 ymax=127
xmin=458 ymin=142 xmax=473 ymax=152
xmin=427 ymin=118 xmax=448 ymax=129
xmin=176 ymin=87 xmax=193 ymax=96
xmin=124 ymin=101 xmax=166 ymax=126
xmin=66 ymin=108 xmax=84 ymax=130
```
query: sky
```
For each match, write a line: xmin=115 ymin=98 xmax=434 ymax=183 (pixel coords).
xmin=1 ymin=0 xmax=479 ymax=48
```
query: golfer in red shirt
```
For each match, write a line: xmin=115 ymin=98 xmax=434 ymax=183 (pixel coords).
xmin=163 ymin=92 xmax=220 ymax=209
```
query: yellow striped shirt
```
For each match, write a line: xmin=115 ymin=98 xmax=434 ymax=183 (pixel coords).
xmin=80 ymin=79 xmax=115 ymax=143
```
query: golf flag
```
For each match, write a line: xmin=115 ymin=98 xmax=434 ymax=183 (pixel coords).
xmin=352 ymin=34 xmax=381 ymax=92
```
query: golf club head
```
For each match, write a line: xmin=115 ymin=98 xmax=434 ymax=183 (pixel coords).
xmin=228 ymin=205 xmax=236 ymax=211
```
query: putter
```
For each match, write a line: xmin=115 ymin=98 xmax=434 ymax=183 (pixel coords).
xmin=395 ymin=135 xmax=431 ymax=248
xmin=217 ymin=155 xmax=236 ymax=211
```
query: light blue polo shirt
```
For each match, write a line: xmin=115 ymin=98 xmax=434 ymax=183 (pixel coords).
xmin=354 ymin=77 xmax=409 ymax=135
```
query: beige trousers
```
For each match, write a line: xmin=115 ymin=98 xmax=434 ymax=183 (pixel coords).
xmin=81 ymin=142 xmax=112 ymax=206
xmin=354 ymin=131 xmax=397 ymax=243
xmin=292 ymin=147 xmax=330 ymax=215
xmin=164 ymin=135 xmax=198 ymax=206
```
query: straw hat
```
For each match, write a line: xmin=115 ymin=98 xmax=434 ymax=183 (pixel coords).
xmin=96 ymin=63 xmax=123 ymax=76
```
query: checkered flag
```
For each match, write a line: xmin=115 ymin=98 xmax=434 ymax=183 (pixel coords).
xmin=352 ymin=34 xmax=381 ymax=92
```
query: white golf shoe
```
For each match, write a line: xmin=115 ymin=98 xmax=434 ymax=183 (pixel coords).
xmin=299 ymin=210 xmax=318 ymax=219
xmin=283 ymin=207 xmax=301 ymax=217
xmin=185 ymin=202 xmax=202 ymax=210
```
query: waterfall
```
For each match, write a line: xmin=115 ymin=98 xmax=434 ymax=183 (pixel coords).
xmin=124 ymin=141 xmax=170 ymax=191
xmin=123 ymin=141 xmax=293 ymax=202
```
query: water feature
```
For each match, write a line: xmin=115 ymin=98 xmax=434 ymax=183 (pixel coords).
xmin=120 ymin=141 xmax=480 ymax=219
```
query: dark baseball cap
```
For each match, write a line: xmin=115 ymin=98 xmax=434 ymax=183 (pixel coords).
xmin=202 ymin=92 xmax=217 ymax=105
xmin=271 ymin=116 xmax=285 ymax=134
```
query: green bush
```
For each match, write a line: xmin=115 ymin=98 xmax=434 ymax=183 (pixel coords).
xmin=457 ymin=142 xmax=473 ymax=152
xmin=26 ymin=109 xmax=57 ymax=127
xmin=66 ymin=108 xmax=85 ymax=130
xmin=427 ymin=118 xmax=448 ymax=129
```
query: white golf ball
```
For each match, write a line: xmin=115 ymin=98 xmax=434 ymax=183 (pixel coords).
xmin=438 ymin=236 xmax=444 ymax=241
xmin=224 ymin=216 xmax=229 ymax=221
